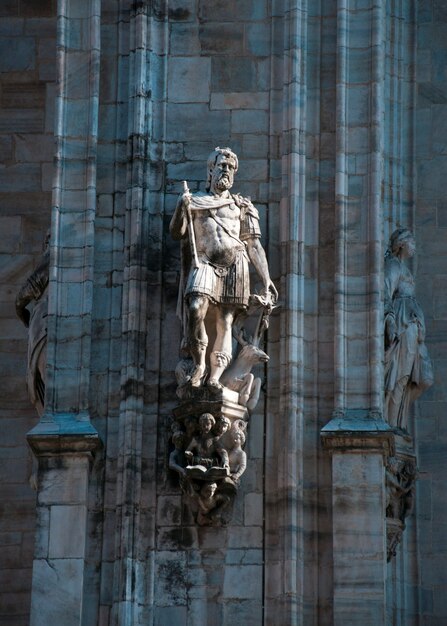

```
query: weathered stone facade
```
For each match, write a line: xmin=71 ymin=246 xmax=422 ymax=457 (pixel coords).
xmin=0 ymin=2 xmax=55 ymax=623
xmin=1 ymin=1 xmax=447 ymax=625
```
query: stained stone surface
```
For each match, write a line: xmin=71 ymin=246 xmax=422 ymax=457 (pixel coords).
xmin=1 ymin=1 xmax=447 ymax=625
xmin=413 ymin=4 xmax=447 ymax=624
xmin=0 ymin=4 xmax=56 ymax=624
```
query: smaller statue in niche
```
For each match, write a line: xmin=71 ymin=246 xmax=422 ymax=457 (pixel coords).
xmin=384 ymin=229 xmax=433 ymax=431
xmin=386 ymin=456 xmax=417 ymax=560
xmin=15 ymin=230 xmax=50 ymax=416
xmin=228 ymin=429 xmax=247 ymax=486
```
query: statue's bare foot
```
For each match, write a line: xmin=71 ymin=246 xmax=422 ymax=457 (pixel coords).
xmin=190 ymin=365 xmax=206 ymax=387
xmin=207 ymin=378 xmax=223 ymax=390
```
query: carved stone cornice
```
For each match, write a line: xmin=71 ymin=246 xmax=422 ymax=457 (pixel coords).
xmin=321 ymin=412 xmax=395 ymax=458
xmin=27 ymin=418 xmax=101 ymax=458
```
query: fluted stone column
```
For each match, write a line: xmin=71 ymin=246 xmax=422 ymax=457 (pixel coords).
xmin=27 ymin=0 xmax=101 ymax=623
xmin=264 ymin=1 xmax=308 ymax=624
xmin=28 ymin=441 xmax=97 ymax=626
xmin=321 ymin=0 xmax=393 ymax=623
xmin=110 ymin=3 xmax=167 ymax=623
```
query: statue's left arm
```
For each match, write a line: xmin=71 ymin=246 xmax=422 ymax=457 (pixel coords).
xmin=246 ymin=238 xmax=278 ymax=302
xmin=239 ymin=199 xmax=278 ymax=303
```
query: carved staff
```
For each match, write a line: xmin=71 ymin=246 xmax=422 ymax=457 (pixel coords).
xmin=182 ymin=180 xmax=199 ymax=269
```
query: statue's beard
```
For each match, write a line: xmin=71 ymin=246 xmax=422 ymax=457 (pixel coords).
xmin=212 ymin=174 xmax=232 ymax=192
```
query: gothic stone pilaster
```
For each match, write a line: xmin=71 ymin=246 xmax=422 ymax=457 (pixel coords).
xmin=27 ymin=432 xmax=100 ymax=626
xmin=321 ymin=415 xmax=394 ymax=626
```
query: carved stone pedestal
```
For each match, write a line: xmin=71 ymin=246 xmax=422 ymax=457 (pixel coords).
xmin=170 ymin=388 xmax=249 ymax=526
xmin=172 ymin=385 xmax=248 ymax=423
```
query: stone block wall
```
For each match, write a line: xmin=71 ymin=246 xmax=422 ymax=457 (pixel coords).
xmin=1 ymin=1 xmax=447 ymax=624
xmin=0 ymin=2 xmax=56 ymax=624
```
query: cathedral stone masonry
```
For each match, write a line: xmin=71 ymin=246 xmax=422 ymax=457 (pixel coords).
xmin=1 ymin=0 xmax=447 ymax=625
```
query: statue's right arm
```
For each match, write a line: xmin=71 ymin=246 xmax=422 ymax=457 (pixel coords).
xmin=169 ymin=193 xmax=189 ymax=240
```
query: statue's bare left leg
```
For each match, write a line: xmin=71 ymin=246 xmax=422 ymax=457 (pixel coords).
xmin=187 ymin=295 xmax=209 ymax=386
xmin=208 ymin=306 xmax=234 ymax=388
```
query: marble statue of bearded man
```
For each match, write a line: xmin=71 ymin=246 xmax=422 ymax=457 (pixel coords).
xmin=170 ymin=147 xmax=277 ymax=388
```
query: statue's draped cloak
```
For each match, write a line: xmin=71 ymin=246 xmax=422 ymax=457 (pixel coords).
xmin=21 ymin=254 xmax=49 ymax=411
xmin=384 ymin=255 xmax=433 ymax=395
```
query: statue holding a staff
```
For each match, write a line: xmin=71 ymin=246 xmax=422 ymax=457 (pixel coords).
xmin=170 ymin=147 xmax=277 ymax=391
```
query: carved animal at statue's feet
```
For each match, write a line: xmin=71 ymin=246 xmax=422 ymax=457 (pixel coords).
xmin=220 ymin=343 xmax=269 ymax=410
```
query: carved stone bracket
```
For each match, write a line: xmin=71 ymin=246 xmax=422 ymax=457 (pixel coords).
xmin=386 ymin=434 xmax=417 ymax=561
xmin=321 ymin=412 xmax=395 ymax=458
xmin=170 ymin=388 xmax=248 ymax=526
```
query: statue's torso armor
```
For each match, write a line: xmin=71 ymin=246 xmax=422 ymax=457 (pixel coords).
xmin=193 ymin=202 xmax=243 ymax=267
xmin=184 ymin=192 xmax=260 ymax=307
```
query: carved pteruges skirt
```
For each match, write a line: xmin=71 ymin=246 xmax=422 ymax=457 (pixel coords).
xmin=185 ymin=247 xmax=250 ymax=307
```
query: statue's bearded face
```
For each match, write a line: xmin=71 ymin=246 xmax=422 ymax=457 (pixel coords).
xmin=210 ymin=154 xmax=236 ymax=193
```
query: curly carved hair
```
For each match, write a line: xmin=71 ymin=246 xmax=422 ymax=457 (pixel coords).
xmin=206 ymin=147 xmax=238 ymax=191
xmin=388 ymin=228 xmax=414 ymax=256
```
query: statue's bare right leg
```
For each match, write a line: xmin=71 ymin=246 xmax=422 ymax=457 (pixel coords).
xmin=187 ymin=295 xmax=209 ymax=386
xmin=208 ymin=306 xmax=234 ymax=388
